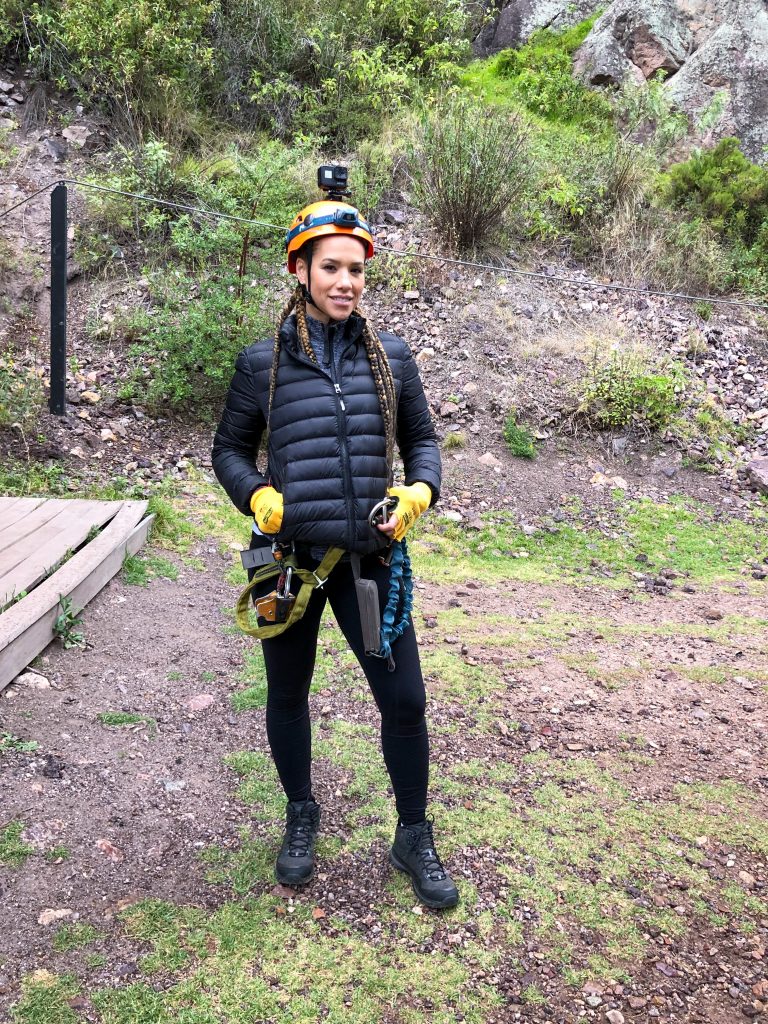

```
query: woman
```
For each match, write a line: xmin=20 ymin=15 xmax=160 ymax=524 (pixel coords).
xmin=211 ymin=195 xmax=458 ymax=909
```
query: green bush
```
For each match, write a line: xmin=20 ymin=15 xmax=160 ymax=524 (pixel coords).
xmin=5 ymin=0 xmax=216 ymax=138
xmin=462 ymin=18 xmax=611 ymax=130
xmin=578 ymin=350 xmax=688 ymax=431
xmin=663 ymin=138 xmax=768 ymax=247
xmin=122 ymin=217 xmax=277 ymax=410
xmin=502 ymin=414 xmax=536 ymax=458
xmin=409 ymin=95 xmax=531 ymax=253
xmin=213 ymin=0 xmax=469 ymax=146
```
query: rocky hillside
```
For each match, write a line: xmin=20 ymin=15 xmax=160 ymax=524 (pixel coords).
xmin=475 ymin=0 xmax=768 ymax=163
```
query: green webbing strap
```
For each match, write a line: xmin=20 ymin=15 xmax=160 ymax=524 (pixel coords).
xmin=235 ymin=546 xmax=345 ymax=639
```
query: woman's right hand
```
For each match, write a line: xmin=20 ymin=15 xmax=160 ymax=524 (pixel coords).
xmin=250 ymin=486 xmax=283 ymax=534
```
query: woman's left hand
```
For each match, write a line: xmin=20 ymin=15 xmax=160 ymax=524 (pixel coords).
xmin=376 ymin=513 xmax=398 ymax=539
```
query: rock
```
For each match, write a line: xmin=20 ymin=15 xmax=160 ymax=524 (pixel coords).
xmin=80 ymin=390 xmax=101 ymax=404
xmin=606 ymin=1012 xmax=625 ymax=1024
xmin=474 ymin=0 xmax=600 ymax=55
xmin=478 ymin=452 xmax=502 ymax=468
xmin=14 ymin=670 xmax=50 ymax=689
xmin=628 ymin=996 xmax=648 ymax=1009
xmin=42 ymin=754 xmax=65 ymax=779
xmin=586 ymin=995 xmax=603 ymax=1007
xmin=382 ymin=209 xmax=407 ymax=225
xmin=444 ymin=510 xmax=463 ymax=522
xmin=746 ymin=457 xmax=768 ymax=495
xmin=702 ymin=606 xmax=723 ymax=621
xmin=38 ymin=908 xmax=74 ymax=926
xmin=184 ymin=694 xmax=215 ymax=712
xmin=62 ymin=124 xmax=92 ymax=147
xmin=0 ymin=80 xmax=14 ymax=94
xmin=574 ymin=0 xmax=768 ymax=162
xmin=161 ymin=779 xmax=187 ymax=793
xmin=95 ymin=838 xmax=125 ymax=863
xmin=739 ymin=870 xmax=757 ymax=888
xmin=403 ymin=290 xmax=420 ymax=300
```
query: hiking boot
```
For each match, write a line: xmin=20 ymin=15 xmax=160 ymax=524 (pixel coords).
xmin=389 ymin=817 xmax=459 ymax=909
xmin=275 ymin=798 xmax=321 ymax=885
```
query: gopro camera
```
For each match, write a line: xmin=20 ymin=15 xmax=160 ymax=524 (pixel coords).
xmin=317 ymin=164 xmax=350 ymax=200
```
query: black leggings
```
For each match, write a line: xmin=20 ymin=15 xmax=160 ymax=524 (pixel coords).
xmin=254 ymin=549 xmax=429 ymax=825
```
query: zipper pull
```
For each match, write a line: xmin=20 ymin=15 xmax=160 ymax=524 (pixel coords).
xmin=334 ymin=383 xmax=346 ymax=411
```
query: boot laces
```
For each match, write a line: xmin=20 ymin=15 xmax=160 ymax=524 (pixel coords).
xmin=286 ymin=804 xmax=317 ymax=857
xmin=406 ymin=818 xmax=446 ymax=880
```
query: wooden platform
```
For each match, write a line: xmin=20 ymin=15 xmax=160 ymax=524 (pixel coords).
xmin=0 ymin=497 xmax=154 ymax=689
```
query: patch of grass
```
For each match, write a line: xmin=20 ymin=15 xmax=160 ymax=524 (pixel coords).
xmin=44 ymin=845 xmax=71 ymax=863
xmin=0 ymin=731 xmax=39 ymax=754
xmin=96 ymin=711 xmax=157 ymax=734
xmin=414 ymin=496 xmax=768 ymax=587
xmin=92 ymin=895 xmax=502 ymax=1024
xmin=443 ymin=431 xmax=466 ymax=450
xmin=122 ymin=552 xmax=179 ymax=586
xmin=0 ymin=820 xmax=34 ymax=867
xmin=10 ymin=972 xmax=80 ymax=1024
xmin=52 ymin=923 xmax=103 ymax=953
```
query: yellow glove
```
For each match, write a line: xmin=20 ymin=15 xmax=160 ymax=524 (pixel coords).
xmin=250 ymin=486 xmax=283 ymax=534
xmin=387 ymin=482 xmax=432 ymax=542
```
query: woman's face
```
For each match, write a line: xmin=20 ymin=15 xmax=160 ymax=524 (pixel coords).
xmin=295 ymin=234 xmax=366 ymax=322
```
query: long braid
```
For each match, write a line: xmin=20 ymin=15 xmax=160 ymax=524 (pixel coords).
xmin=358 ymin=304 xmax=397 ymax=485
xmin=267 ymin=285 xmax=301 ymax=436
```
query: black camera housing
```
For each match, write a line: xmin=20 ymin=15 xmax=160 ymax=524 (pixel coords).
xmin=317 ymin=165 xmax=350 ymax=200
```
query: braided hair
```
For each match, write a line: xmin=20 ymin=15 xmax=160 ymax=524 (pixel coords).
xmin=267 ymin=280 xmax=397 ymax=484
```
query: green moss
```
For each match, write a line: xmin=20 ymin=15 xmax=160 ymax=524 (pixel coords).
xmin=97 ymin=712 xmax=157 ymax=733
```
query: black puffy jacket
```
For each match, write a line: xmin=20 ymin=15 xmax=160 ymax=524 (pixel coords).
xmin=211 ymin=312 xmax=441 ymax=555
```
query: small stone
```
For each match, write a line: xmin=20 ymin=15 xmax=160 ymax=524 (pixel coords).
xmin=403 ymin=290 xmax=420 ymax=300
xmin=739 ymin=870 xmax=757 ymax=888
xmin=38 ymin=908 xmax=74 ymax=925
xmin=586 ymin=995 xmax=602 ymax=1007
xmin=702 ymin=607 xmax=723 ymax=621
xmin=478 ymin=452 xmax=502 ymax=468
xmin=80 ymin=390 xmax=101 ymax=404
xmin=184 ymin=694 xmax=215 ymax=712
xmin=628 ymin=996 xmax=647 ymax=1009
xmin=605 ymin=1011 xmax=625 ymax=1024
xmin=161 ymin=779 xmax=187 ymax=793
xmin=14 ymin=671 xmax=50 ymax=689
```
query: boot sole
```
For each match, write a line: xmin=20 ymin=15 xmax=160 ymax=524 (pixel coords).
xmin=389 ymin=850 xmax=459 ymax=909
xmin=274 ymin=866 xmax=314 ymax=886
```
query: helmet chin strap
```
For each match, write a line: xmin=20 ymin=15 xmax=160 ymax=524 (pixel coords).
xmin=300 ymin=248 xmax=317 ymax=309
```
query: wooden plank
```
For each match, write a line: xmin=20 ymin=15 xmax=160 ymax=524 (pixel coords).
xmin=0 ymin=501 xmax=152 ymax=689
xmin=0 ymin=500 xmax=122 ymax=610
xmin=0 ymin=498 xmax=73 ymax=556
xmin=0 ymin=497 xmax=46 ymax=534
xmin=0 ymin=500 xmax=115 ymax=580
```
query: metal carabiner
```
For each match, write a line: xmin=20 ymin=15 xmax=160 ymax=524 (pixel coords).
xmin=368 ymin=496 xmax=399 ymax=531
xmin=277 ymin=566 xmax=293 ymax=599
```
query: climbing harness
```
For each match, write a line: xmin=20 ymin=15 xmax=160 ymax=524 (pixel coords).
xmin=236 ymin=543 xmax=345 ymax=639
xmin=235 ymin=496 xmax=414 ymax=669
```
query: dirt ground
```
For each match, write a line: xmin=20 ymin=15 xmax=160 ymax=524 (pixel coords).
xmin=1 ymin=487 xmax=766 ymax=1022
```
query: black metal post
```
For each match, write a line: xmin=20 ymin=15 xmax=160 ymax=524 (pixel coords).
xmin=49 ymin=182 xmax=67 ymax=415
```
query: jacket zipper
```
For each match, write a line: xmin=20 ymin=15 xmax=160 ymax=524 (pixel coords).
xmin=330 ymin=365 xmax=355 ymax=548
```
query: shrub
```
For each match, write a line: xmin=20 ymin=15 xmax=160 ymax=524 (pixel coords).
xmin=577 ymin=350 xmax=688 ymax=431
xmin=662 ymin=138 xmax=768 ymax=247
xmin=0 ymin=355 xmax=43 ymax=429
xmin=409 ymin=95 xmax=531 ymax=253
xmin=8 ymin=0 xmax=216 ymax=139
xmin=502 ymin=414 xmax=536 ymax=458
xmin=462 ymin=17 xmax=611 ymax=131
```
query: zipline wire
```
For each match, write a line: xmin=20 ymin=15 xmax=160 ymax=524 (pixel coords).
xmin=1 ymin=177 xmax=767 ymax=313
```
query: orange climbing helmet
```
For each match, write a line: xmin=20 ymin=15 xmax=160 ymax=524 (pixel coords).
xmin=285 ymin=201 xmax=375 ymax=273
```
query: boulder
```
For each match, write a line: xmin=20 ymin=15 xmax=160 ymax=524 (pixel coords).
xmin=573 ymin=0 xmax=768 ymax=162
xmin=474 ymin=0 xmax=601 ymax=57
xmin=746 ymin=457 xmax=768 ymax=495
